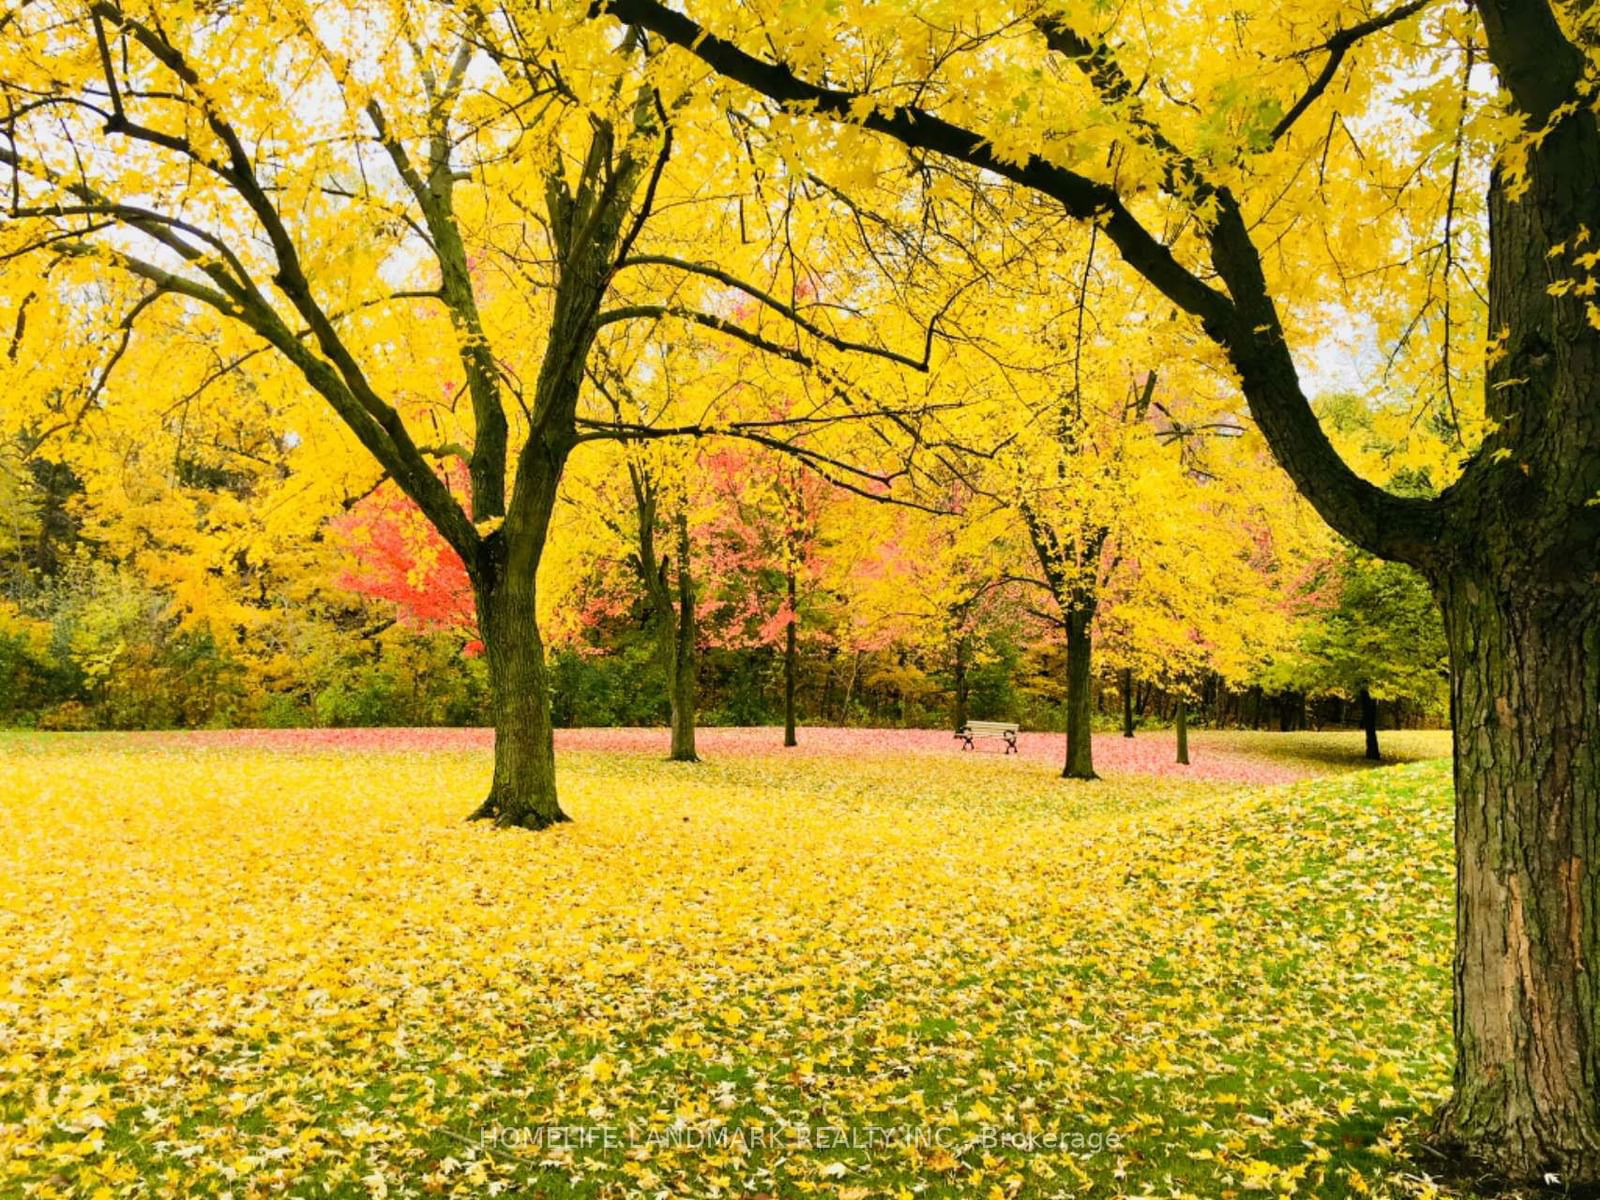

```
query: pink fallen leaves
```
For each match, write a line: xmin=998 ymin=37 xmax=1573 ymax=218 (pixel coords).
xmin=130 ymin=726 xmax=1448 ymax=785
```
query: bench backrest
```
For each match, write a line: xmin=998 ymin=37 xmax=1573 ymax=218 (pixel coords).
xmin=965 ymin=721 xmax=1019 ymax=734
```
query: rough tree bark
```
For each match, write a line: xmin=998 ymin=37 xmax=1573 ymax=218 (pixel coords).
xmin=466 ymin=452 xmax=578 ymax=826
xmin=1431 ymin=570 xmax=1600 ymax=1177
xmin=1121 ymin=667 xmax=1135 ymax=738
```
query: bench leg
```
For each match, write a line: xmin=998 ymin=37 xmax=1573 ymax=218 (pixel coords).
xmin=960 ymin=736 xmax=974 ymax=750
xmin=1005 ymin=734 xmax=1017 ymax=754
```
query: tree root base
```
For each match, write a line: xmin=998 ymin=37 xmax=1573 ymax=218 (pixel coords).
xmin=466 ymin=797 xmax=572 ymax=830
xmin=1418 ymin=1105 xmax=1600 ymax=1197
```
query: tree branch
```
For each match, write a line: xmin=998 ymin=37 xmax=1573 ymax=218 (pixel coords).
xmin=1270 ymin=0 xmax=1435 ymax=145
xmin=593 ymin=0 xmax=1234 ymax=331
xmin=574 ymin=417 xmax=953 ymax=513
xmin=596 ymin=303 xmax=819 ymax=365
xmin=619 ymin=253 xmax=944 ymax=370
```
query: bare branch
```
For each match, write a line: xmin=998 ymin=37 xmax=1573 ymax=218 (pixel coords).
xmin=618 ymin=253 xmax=949 ymax=370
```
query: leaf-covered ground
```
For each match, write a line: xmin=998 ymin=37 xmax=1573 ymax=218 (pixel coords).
xmin=0 ymin=730 xmax=1459 ymax=1199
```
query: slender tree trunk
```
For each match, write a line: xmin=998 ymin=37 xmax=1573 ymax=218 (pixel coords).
xmin=1121 ymin=667 xmax=1135 ymax=738
xmin=470 ymin=575 xmax=567 ymax=830
xmin=953 ymin=634 xmax=970 ymax=733
xmin=1359 ymin=686 xmax=1380 ymax=762
xmin=1062 ymin=605 xmax=1096 ymax=780
xmin=841 ymin=649 xmax=860 ymax=723
xmin=667 ymin=642 xmax=697 ymax=760
xmin=896 ymin=650 xmax=910 ymax=725
xmin=783 ymin=565 xmax=798 ymax=746
xmin=1175 ymin=695 xmax=1189 ymax=765
xmin=1021 ymin=509 xmax=1102 ymax=780
xmin=667 ymin=510 xmax=698 ymax=762
xmin=631 ymin=469 xmax=698 ymax=763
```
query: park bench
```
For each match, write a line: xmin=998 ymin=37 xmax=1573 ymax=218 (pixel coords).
xmin=955 ymin=720 xmax=1020 ymax=753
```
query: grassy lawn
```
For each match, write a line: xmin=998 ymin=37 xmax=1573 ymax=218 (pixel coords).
xmin=0 ymin=731 xmax=1457 ymax=1199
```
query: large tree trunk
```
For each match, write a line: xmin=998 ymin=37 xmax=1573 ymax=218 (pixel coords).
xmin=471 ymin=576 xmax=567 ymax=830
xmin=1359 ymin=687 xmax=1380 ymax=761
xmin=783 ymin=565 xmax=798 ymax=747
xmin=1426 ymin=56 xmax=1600 ymax=1177
xmin=1062 ymin=605 xmax=1096 ymax=780
xmin=1431 ymin=572 xmax=1600 ymax=1180
xmin=1121 ymin=667 xmax=1135 ymax=738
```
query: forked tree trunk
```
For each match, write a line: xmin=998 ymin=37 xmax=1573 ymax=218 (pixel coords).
xmin=1175 ymin=696 xmax=1189 ymax=765
xmin=471 ymin=575 xmax=567 ymax=830
xmin=1062 ymin=605 xmax=1096 ymax=780
xmin=1359 ymin=687 xmax=1380 ymax=761
xmin=1121 ymin=667 xmax=1135 ymax=738
xmin=783 ymin=566 xmax=798 ymax=747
